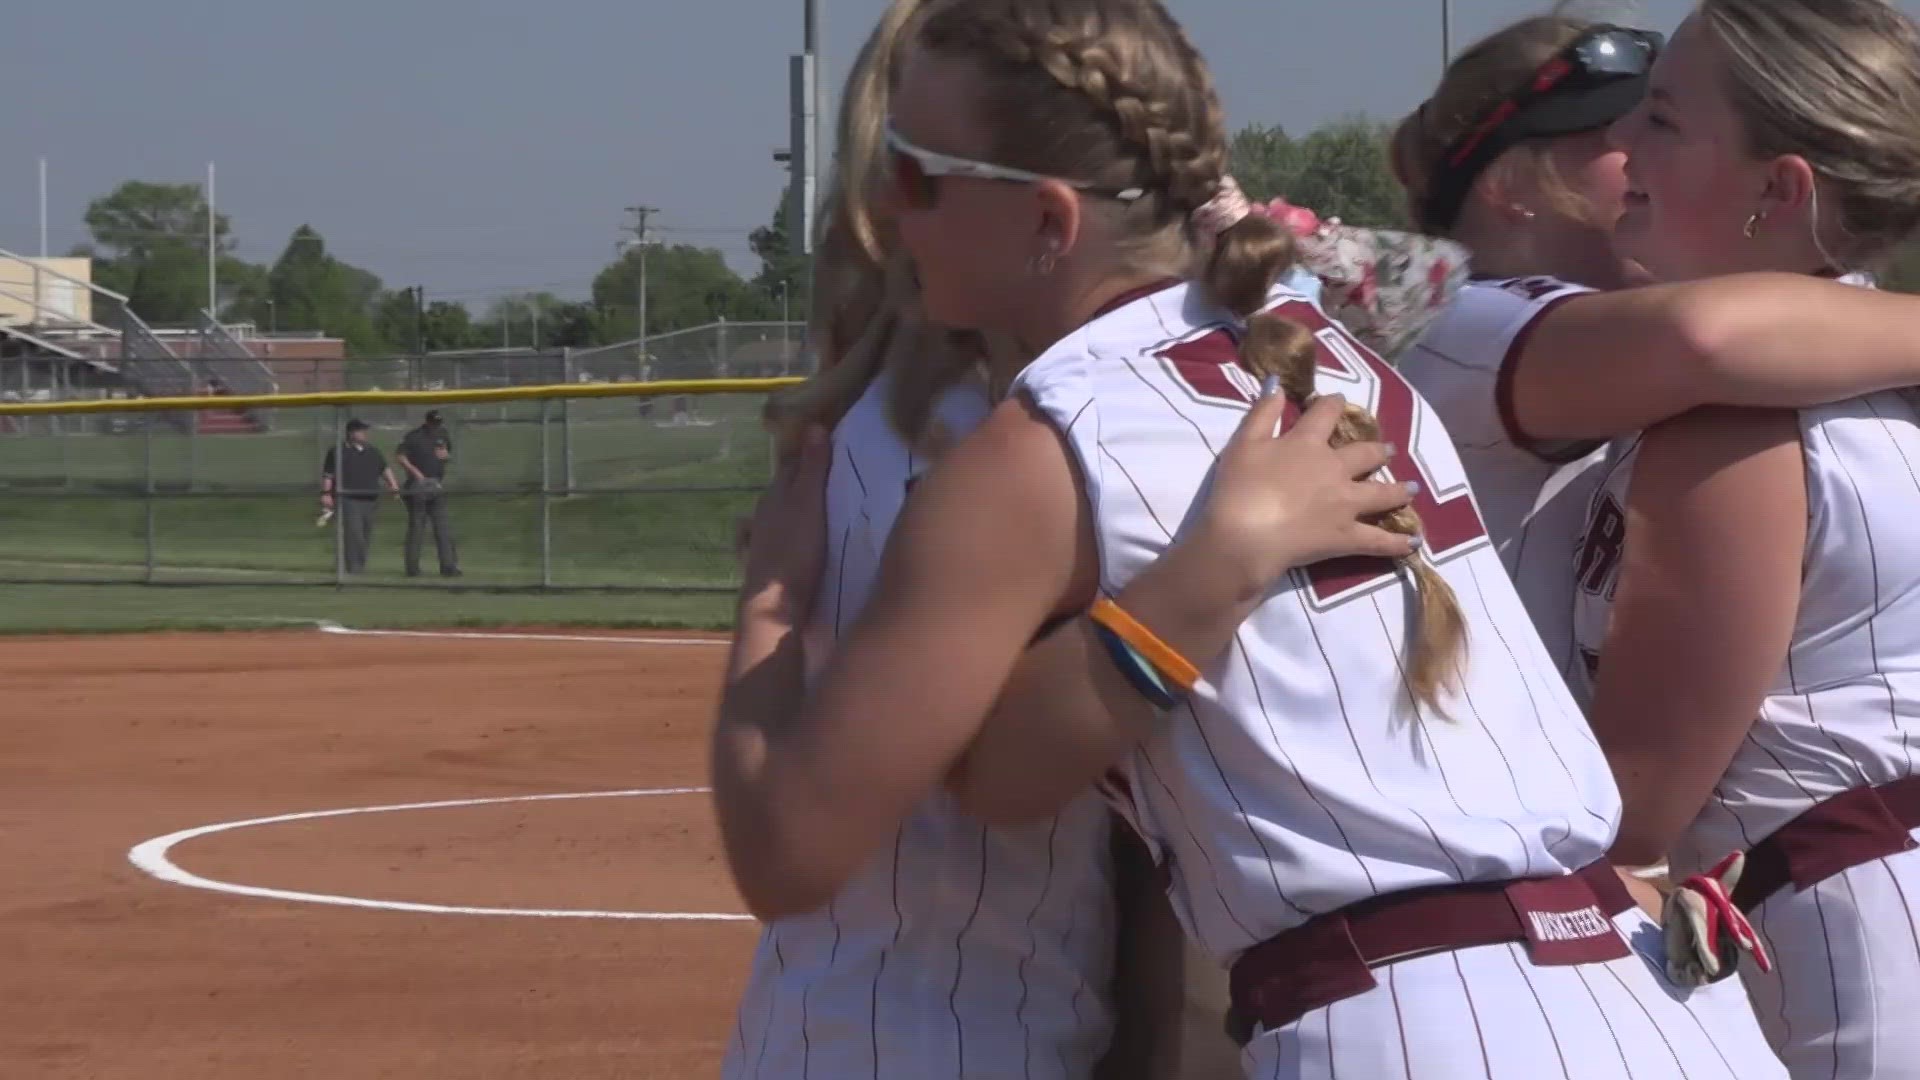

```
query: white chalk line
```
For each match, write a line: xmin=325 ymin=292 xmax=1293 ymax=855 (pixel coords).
xmin=127 ymin=787 xmax=754 ymax=922
xmin=313 ymin=620 xmax=726 ymax=646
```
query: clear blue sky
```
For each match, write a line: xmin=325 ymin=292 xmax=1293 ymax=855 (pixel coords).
xmin=0 ymin=0 xmax=1822 ymax=309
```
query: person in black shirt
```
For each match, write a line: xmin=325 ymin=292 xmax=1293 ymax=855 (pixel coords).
xmin=320 ymin=418 xmax=399 ymax=574
xmin=397 ymin=409 xmax=461 ymax=578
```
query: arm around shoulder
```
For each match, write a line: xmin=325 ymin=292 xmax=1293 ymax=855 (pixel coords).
xmin=711 ymin=394 xmax=1089 ymax=919
xmin=1507 ymin=275 xmax=1920 ymax=444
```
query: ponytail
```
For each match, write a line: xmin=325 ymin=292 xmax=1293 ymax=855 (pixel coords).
xmin=1206 ymin=205 xmax=1468 ymax=716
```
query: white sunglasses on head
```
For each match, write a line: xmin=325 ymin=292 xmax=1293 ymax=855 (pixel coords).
xmin=884 ymin=121 xmax=1147 ymax=207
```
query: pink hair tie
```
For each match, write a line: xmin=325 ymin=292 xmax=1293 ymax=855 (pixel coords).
xmin=1264 ymin=197 xmax=1323 ymax=238
xmin=1191 ymin=176 xmax=1254 ymax=240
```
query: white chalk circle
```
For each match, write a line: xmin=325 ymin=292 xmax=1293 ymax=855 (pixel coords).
xmin=127 ymin=787 xmax=754 ymax=922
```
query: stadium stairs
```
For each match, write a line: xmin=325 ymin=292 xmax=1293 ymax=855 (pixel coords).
xmin=0 ymin=249 xmax=202 ymax=432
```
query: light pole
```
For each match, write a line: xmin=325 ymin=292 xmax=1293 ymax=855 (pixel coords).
xmin=779 ymin=280 xmax=791 ymax=369
xmin=807 ymin=0 xmax=825 ymax=197
xmin=206 ymin=162 xmax=218 ymax=318
xmin=412 ymin=286 xmax=425 ymax=357
xmin=623 ymin=205 xmax=658 ymax=375
xmin=1441 ymin=0 xmax=1452 ymax=69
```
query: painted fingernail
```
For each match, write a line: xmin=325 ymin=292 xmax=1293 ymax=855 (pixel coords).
xmin=1404 ymin=480 xmax=1422 ymax=496
xmin=1383 ymin=443 xmax=1397 ymax=456
xmin=1260 ymin=374 xmax=1281 ymax=398
xmin=1408 ymin=534 xmax=1425 ymax=550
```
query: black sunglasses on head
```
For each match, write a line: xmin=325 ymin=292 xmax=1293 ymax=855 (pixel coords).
xmin=1422 ymin=25 xmax=1663 ymax=233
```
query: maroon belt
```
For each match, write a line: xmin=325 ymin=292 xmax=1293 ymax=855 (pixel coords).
xmin=1226 ymin=859 xmax=1634 ymax=1045
xmin=1730 ymin=774 xmax=1920 ymax=913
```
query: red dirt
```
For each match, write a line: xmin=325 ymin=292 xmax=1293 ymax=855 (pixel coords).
xmin=0 ymin=629 xmax=756 ymax=1079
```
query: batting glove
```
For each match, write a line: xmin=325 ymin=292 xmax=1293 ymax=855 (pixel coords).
xmin=1662 ymin=851 xmax=1772 ymax=986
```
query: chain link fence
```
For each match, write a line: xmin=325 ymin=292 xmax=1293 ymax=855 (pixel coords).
xmin=0 ymin=319 xmax=811 ymax=437
xmin=0 ymin=385 xmax=784 ymax=591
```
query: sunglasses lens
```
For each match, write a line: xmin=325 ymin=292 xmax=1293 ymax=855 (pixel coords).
xmin=1577 ymin=30 xmax=1660 ymax=77
xmin=890 ymin=147 xmax=938 ymax=210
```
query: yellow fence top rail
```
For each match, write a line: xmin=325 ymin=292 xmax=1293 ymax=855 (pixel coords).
xmin=0 ymin=377 xmax=806 ymax=417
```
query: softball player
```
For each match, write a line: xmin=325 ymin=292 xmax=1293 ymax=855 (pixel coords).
xmin=726 ymin=359 xmax=1129 ymax=1080
xmin=718 ymin=5 xmax=1126 ymax=1074
xmin=1569 ymin=2 xmax=1920 ymax=1075
xmin=1383 ymin=15 xmax=1920 ymax=663
xmin=713 ymin=0 xmax=1787 ymax=1075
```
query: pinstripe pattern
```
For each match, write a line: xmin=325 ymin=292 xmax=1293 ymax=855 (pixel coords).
xmin=1018 ymin=280 xmax=1620 ymax=956
xmin=1570 ymin=274 xmax=1920 ymax=1074
xmin=1012 ymin=280 xmax=1783 ymax=1078
xmin=1239 ymin=909 xmax=1782 ymax=1078
xmin=1742 ymin=839 xmax=1920 ymax=1079
xmin=1400 ymin=278 xmax=1608 ymax=656
xmin=1573 ymin=387 xmax=1920 ymax=884
xmin=722 ymin=372 xmax=1117 ymax=1080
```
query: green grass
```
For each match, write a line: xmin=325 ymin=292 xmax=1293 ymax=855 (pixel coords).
xmin=0 ymin=486 xmax=758 ymax=588
xmin=0 ymin=583 xmax=734 ymax=635
xmin=0 ymin=396 xmax=771 ymax=633
xmin=0 ymin=396 xmax=768 ymax=492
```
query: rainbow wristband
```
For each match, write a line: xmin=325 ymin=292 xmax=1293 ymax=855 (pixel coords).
xmin=1092 ymin=619 xmax=1182 ymax=711
xmin=1088 ymin=596 xmax=1200 ymax=692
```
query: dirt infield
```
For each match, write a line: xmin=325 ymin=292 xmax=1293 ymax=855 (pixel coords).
xmin=0 ymin=627 xmax=756 ymax=1079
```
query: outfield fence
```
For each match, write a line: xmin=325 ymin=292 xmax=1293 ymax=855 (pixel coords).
xmin=0 ymin=379 xmax=802 ymax=592
xmin=0 ymin=320 xmax=810 ymax=433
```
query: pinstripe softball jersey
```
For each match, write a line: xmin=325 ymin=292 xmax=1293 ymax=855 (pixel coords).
xmin=723 ymin=367 xmax=1118 ymax=1080
xmin=1013 ymin=279 xmax=1785 ymax=1080
xmin=1571 ymin=275 xmax=1920 ymax=1077
xmin=1399 ymin=277 xmax=1610 ymax=668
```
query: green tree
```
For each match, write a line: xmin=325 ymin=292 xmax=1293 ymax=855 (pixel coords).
xmin=372 ymin=288 xmax=426 ymax=353
xmin=1278 ymin=118 xmax=1408 ymax=229
xmin=1227 ymin=117 xmax=1407 ymax=229
xmin=421 ymin=300 xmax=478 ymax=351
xmin=243 ymin=225 xmax=385 ymax=355
xmin=590 ymin=244 xmax=761 ymax=340
xmin=371 ymin=290 xmax=486 ymax=353
xmin=542 ymin=301 xmax=601 ymax=348
xmin=475 ymin=292 xmax=550 ymax=349
xmin=1229 ymin=124 xmax=1295 ymax=204
xmin=85 ymin=180 xmax=223 ymax=251
xmin=77 ymin=180 xmax=260 ymax=325
xmin=749 ymin=197 xmax=812 ymax=318
xmin=463 ymin=292 xmax=598 ymax=350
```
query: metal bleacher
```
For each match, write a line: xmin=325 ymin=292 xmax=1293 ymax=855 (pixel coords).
xmin=0 ymin=249 xmax=200 ymax=430
xmin=195 ymin=310 xmax=280 ymax=397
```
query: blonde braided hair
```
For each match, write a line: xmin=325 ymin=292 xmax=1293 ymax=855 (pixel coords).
xmin=919 ymin=0 xmax=1467 ymax=709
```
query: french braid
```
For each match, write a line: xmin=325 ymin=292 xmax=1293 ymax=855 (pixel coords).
xmin=920 ymin=0 xmax=1468 ymax=711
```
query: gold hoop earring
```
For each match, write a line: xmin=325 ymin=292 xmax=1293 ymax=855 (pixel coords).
xmin=1743 ymin=211 xmax=1767 ymax=239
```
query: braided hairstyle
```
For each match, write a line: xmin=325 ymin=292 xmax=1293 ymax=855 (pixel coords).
xmin=918 ymin=0 xmax=1467 ymax=708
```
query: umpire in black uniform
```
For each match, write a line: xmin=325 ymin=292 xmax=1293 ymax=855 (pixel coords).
xmin=320 ymin=418 xmax=399 ymax=574
xmin=397 ymin=409 xmax=461 ymax=578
